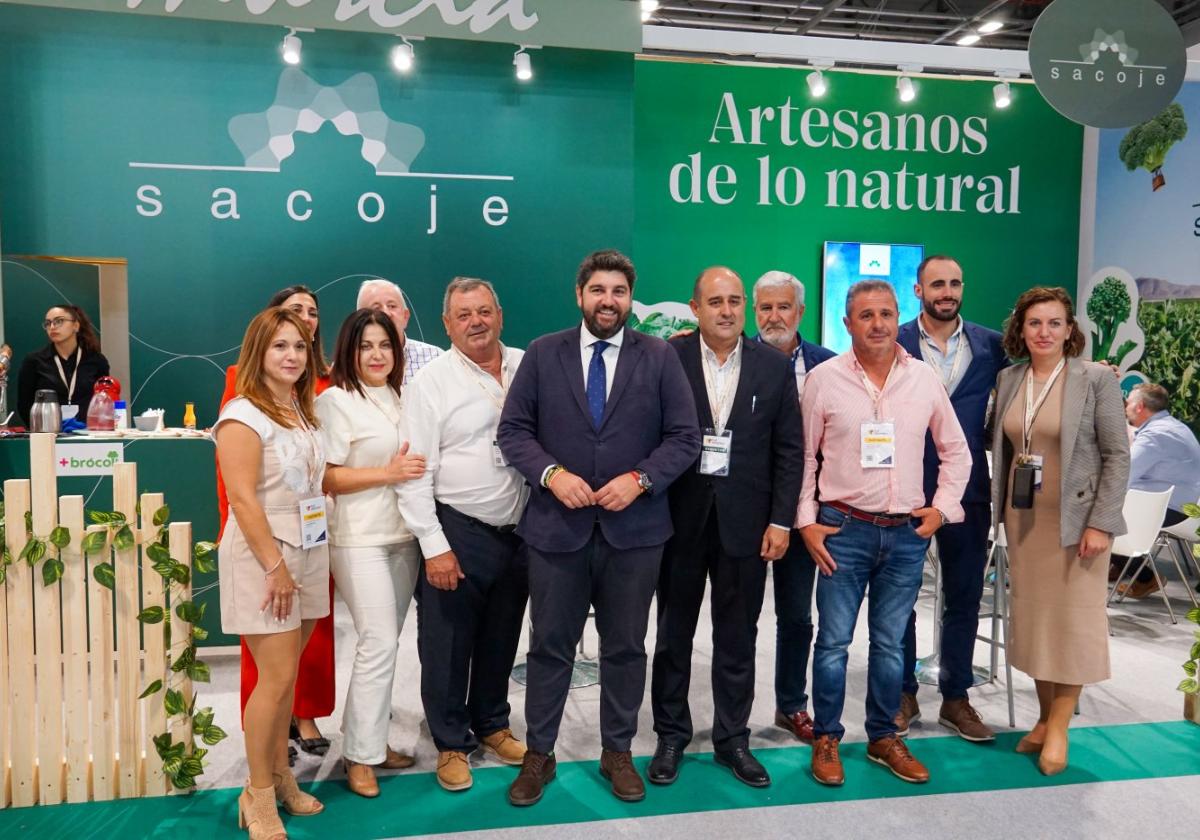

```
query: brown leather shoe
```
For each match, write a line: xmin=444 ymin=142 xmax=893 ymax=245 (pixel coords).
xmin=436 ymin=751 xmax=473 ymax=792
xmin=508 ymin=750 xmax=556 ymax=806
xmin=1108 ymin=562 xmax=1122 ymax=583
xmin=867 ymin=735 xmax=930 ymax=783
xmin=343 ymin=759 xmax=380 ymax=798
xmin=376 ymin=746 xmax=416 ymax=770
xmin=1118 ymin=577 xmax=1161 ymax=599
xmin=894 ymin=692 xmax=921 ymax=738
xmin=810 ymin=735 xmax=844 ymax=786
xmin=774 ymin=709 xmax=815 ymax=743
xmin=599 ymin=749 xmax=645 ymax=802
xmin=481 ymin=728 xmax=527 ymax=766
xmin=938 ymin=698 xmax=996 ymax=743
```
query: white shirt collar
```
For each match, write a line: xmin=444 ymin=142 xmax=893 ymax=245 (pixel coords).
xmin=580 ymin=323 xmax=625 ymax=350
xmin=917 ymin=314 xmax=964 ymax=344
xmin=700 ymin=334 xmax=743 ymax=370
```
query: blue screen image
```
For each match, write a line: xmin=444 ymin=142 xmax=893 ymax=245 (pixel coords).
xmin=821 ymin=242 xmax=925 ymax=354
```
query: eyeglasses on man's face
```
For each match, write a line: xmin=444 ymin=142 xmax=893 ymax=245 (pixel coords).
xmin=43 ymin=317 xmax=77 ymax=330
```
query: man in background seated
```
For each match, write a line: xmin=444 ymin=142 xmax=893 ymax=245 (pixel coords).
xmin=357 ymin=278 xmax=443 ymax=384
xmin=1112 ymin=383 xmax=1200 ymax=598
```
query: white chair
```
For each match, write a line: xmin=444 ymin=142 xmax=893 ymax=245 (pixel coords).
xmin=1159 ymin=495 xmax=1200 ymax=603
xmin=1107 ymin=487 xmax=1178 ymax=622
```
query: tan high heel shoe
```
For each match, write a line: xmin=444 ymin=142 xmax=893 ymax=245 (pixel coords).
xmin=273 ymin=770 xmax=324 ymax=816
xmin=1015 ymin=735 xmax=1044 ymax=754
xmin=238 ymin=783 xmax=287 ymax=840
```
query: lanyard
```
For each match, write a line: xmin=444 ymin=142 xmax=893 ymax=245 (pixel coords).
xmin=700 ymin=341 xmax=741 ymax=433
xmin=856 ymin=356 xmax=899 ymax=421
xmin=451 ymin=346 xmax=510 ymax=415
xmin=53 ymin=347 xmax=82 ymax=402
xmin=1021 ymin=358 xmax=1066 ymax=456
xmin=362 ymin=386 xmax=404 ymax=455
xmin=290 ymin=400 xmax=323 ymax=495
xmin=919 ymin=327 xmax=966 ymax=391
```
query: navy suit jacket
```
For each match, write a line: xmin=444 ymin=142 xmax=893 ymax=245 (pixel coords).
xmin=898 ymin=318 xmax=1008 ymax=506
xmin=667 ymin=334 xmax=804 ymax=557
xmin=498 ymin=324 xmax=701 ymax=553
xmin=797 ymin=335 xmax=837 ymax=373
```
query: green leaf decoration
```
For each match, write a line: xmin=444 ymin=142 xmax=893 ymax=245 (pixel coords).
xmin=82 ymin=530 xmax=108 ymax=555
xmin=24 ymin=510 xmax=32 ymax=535
xmin=146 ymin=542 xmax=171 ymax=564
xmin=170 ymin=773 xmax=195 ymax=791
xmin=191 ymin=626 xmax=208 ymax=641
xmin=152 ymin=732 xmax=173 ymax=756
xmin=182 ymin=756 xmax=204 ymax=777
xmin=139 ymin=679 xmax=163 ymax=699
xmin=187 ymin=660 xmax=211 ymax=683
xmin=137 ymin=606 xmax=165 ymax=624
xmin=192 ymin=707 xmax=215 ymax=730
xmin=19 ymin=537 xmax=44 ymax=566
xmin=164 ymin=688 xmax=185 ymax=716
xmin=1186 ymin=607 xmax=1200 ymax=625
xmin=171 ymin=644 xmax=196 ymax=673
xmin=41 ymin=557 xmax=64 ymax=587
xmin=1178 ymin=678 xmax=1199 ymax=694
xmin=112 ymin=524 xmax=135 ymax=551
xmin=193 ymin=542 xmax=217 ymax=574
xmin=49 ymin=526 xmax=71 ymax=549
xmin=93 ymin=562 xmax=115 ymax=590
xmin=175 ymin=600 xmax=203 ymax=623
xmin=162 ymin=754 xmax=184 ymax=777
xmin=1182 ymin=503 xmax=1200 ymax=518
xmin=0 ymin=565 xmax=7 ymax=586
xmin=88 ymin=510 xmax=115 ymax=524
xmin=200 ymin=724 xmax=228 ymax=746
xmin=1184 ymin=660 xmax=1198 ymax=677
xmin=169 ymin=564 xmax=191 ymax=586
xmin=152 ymin=505 xmax=170 ymax=527
xmin=152 ymin=558 xmax=175 ymax=579
xmin=1190 ymin=641 xmax=1200 ymax=662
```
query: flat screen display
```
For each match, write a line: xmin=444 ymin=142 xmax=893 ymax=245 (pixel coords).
xmin=821 ymin=241 xmax=924 ymax=353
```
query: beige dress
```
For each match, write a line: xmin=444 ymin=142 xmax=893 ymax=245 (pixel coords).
xmin=217 ymin=397 xmax=331 ymax=635
xmin=1002 ymin=370 xmax=1111 ymax=685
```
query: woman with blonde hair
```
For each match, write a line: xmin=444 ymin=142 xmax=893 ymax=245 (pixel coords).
xmin=216 ymin=307 xmax=329 ymax=838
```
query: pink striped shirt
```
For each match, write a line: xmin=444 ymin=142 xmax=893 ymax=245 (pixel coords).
xmin=795 ymin=344 xmax=971 ymax=528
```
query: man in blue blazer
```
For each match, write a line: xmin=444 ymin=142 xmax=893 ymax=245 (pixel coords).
xmin=498 ymin=249 xmax=701 ymax=807
xmin=896 ymin=255 xmax=1008 ymax=742
xmin=649 ymin=267 xmax=803 ymax=789
xmin=752 ymin=270 xmax=837 ymax=744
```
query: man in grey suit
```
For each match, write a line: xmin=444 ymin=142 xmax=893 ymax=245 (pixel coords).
xmin=498 ymin=249 xmax=701 ymax=807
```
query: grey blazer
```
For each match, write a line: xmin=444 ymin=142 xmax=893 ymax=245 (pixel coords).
xmin=989 ymin=357 xmax=1130 ymax=547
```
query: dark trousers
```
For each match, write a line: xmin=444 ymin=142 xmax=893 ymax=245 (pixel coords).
xmin=524 ymin=528 xmax=662 ymax=754
xmin=902 ymin=502 xmax=991 ymax=700
xmin=773 ymin=528 xmax=818 ymax=715
xmin=417 ymin=503 xmax=528 ymax=753
xmin=651 ymin=512 xmax=768 ymax=751
xmin=1112 ymin=507 xmax=1188 ymax=582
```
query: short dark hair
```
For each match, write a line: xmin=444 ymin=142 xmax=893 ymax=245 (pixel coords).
xmin=329 ymin=308 xmax=404 ymax=400
xmin=916 ymin=254 xmax=961 ymax=283
xmin=845 ymin=280 xmax=898 ymax=317
xmin=1131 ymin=383 xmax=1169 ymax=413
xmin=576 ymin=249 xmax=635 ymax=291
xmin=1001 ymin=286 xmax=1086 ymax=359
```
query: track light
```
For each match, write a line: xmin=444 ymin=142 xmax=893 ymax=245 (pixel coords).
xmin=391 ymin=37 xmax=415 ymax=73
xmin=993 ymin=81 xmax=1012 ymax=108
xmin=957 ymin=33 xmax=981 ymax=46
xmin=897 ymin=75 xmax=916 ymax=103
xmin=281 ymin=28 xmax=302 ymax=65
xmin=979 ymin=20 xmax=1004 ymax=34
xmin=641 ymin=0 xmax=659 ymax=21
xmin=513 ymin=47 xmax=532 ymax=82
xmin=806 ymin=69 xmax=827 ymax=97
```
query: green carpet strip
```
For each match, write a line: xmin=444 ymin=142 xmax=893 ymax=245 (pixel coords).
xmin=2 ymin=721 xmax=1198 ymax=838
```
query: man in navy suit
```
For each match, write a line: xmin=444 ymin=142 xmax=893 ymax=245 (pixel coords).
xmin=498 ymin=249 xmax=701 ymax=807
xmin=648 ymin=267 xmax=803 ymax=788
xmin=753 ymin=270 xmax=837 ymax=744
xmin=897 ymin=255 xmax=1008 ymax=742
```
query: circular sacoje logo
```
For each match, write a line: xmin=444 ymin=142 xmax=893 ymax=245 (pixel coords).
xmin=1028 ymin=0 xmax=1186 ymax=129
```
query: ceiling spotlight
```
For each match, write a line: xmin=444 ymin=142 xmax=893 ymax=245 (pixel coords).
xmin=897 ymin=75 xmax=916 ymax=103
xmin=979 ymin=19 xmax=1004 ymax=34
xmin=391 ymin=38 xmax=414 ymax=73
xmin=641 ymin=0 xmax=659 ymax=20
xmin=957 ymin=33 xmax=981 ymax=46
xmin=281 ymin=28 xmax=302 ymax=65
xmin=514 ymin=47 xmax=532 ymax=82
xmin=806 ymin=69 xmax=827 ymax=97
xmin=993 ymin=81 xmax=1012 ymax=108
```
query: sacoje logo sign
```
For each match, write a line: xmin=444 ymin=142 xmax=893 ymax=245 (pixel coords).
xmin=1029 ymin=0 xmax=1186 ymax=129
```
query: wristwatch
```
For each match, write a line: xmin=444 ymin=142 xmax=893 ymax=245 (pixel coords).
xmin=937 ymin=508 xmax=948 ymax=527
xmin=634 ymin=469 xmax=653 ymax=495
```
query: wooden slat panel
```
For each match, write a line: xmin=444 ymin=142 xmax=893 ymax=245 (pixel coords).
xmin=139 ymin=492 xmax=168 ymax=797
xmin=30 ymin=434 xmax=64 ymax=806
xmin=167 ymin=520 xmax=194 ymax=790
xmin=0 ymin=485 xmax=12 ymax=809
xmin=112 ymin=462 xmax=141 ymax=798
xmin=85 ymin=523 xmax=115 ymax=802
xmin=4 ymin=479 xmax=36 ymax=807
xmin=59 ymin=496 xmax=89 ymax=803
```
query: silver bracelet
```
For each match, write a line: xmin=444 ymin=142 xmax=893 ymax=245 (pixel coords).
xmin=264 ymin=556 xmax=285 ymax=577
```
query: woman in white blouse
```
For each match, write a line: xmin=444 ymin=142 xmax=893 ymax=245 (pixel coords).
xmin=316 ymin=308 xmax=427 ymax=798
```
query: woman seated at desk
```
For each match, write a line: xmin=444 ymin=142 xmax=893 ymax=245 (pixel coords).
xmin=16 ymin=304 xmax=110 ymax=426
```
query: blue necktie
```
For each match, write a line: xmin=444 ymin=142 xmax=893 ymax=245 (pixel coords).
xmin=586 ymin=340 xmax=610 ymax=428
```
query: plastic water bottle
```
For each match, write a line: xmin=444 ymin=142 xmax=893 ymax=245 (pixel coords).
xmin=113 ymin=400 xmax=128 ymax=429
xmin=86 ymin=389 xmax=115 ymax=431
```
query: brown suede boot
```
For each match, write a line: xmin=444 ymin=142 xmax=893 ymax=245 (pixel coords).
xmin=599 ymin=749 xmax=645 ymax=802
xmin=508 ymin=751 xmax=556 ymax=806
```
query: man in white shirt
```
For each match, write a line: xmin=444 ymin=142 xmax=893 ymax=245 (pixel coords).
xmin=357 ymin=278 xmax=443 ymax=384
xmin=396 ymin=277 xmax=529 ymax=794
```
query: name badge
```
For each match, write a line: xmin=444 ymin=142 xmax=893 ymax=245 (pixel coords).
xmin=861 ymin=421 xmax=896 ymax=469
xmin=699 ymin=428 xmax=733 ymax=476
xmin=492 ymin=439 xmax=509 ymax=468
xmin=1019 ymin=453 xmax=1045 ymax=491
xmin=299 ymin=496 xmax=328 ymax=549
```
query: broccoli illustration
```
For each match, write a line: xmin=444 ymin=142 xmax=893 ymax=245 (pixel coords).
xmin=1118 ymin=102 xmax=1188 ymax=191
xmin=1086 ymin=276 xmax=1137 ymax=365
xmin=628 ymin=310 xmax=697 ymax=340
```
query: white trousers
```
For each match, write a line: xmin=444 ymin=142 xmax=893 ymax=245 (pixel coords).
xmin=331 ymin=540 xmax=421 ymax=764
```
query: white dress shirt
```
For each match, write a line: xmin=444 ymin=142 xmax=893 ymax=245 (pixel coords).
xmin=699 ymin=335 xmax=742 ymax=433
xmin=916 ymin=315 xmax=973 ymax=395
xmin=579 ymin=323 xmax=624 ymax=399
xmin=396 ymin=345 xmax=529 ymax=558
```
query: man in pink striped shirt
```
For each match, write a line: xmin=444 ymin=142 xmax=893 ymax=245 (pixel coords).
xmin=797 ymin=280 xmax=970 ymax=788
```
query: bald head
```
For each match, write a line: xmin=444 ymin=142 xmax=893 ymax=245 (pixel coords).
xmin=690 ymin=266 xmax=745 ymax=350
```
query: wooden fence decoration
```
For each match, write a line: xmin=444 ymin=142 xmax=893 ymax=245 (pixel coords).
xmin=0 ymin=433 xmax=196 ymax=807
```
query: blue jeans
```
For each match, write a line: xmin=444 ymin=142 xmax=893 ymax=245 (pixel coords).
xmin=811 ymin=503 xmax=930 ymax=742
xmin=773 ymin=529 xmax=818 ymax=714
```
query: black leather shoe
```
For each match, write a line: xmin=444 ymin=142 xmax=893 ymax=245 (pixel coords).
xmin=646 ymin=741 xmax=683 ymax=785
xmin=714 ymin=747 xmax=770 ymax=788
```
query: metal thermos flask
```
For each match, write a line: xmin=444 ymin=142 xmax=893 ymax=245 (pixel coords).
xmin=30 ymin=389 xmax=62 ymax=433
